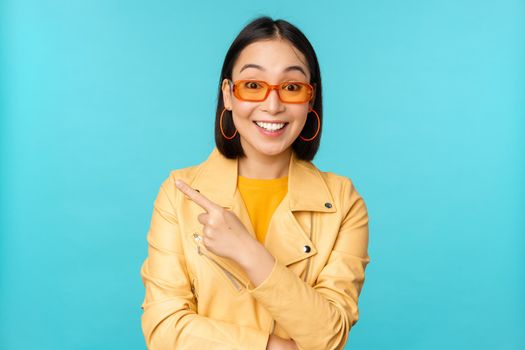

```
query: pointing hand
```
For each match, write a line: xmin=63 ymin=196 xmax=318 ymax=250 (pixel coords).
xmin=175 ymin=179 xmax=255 ymax=262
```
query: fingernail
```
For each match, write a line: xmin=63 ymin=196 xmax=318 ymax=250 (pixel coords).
xmin=175 ymin=179 xmax=182 ymax=187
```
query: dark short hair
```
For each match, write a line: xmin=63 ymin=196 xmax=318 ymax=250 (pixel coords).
xmin=214 ymin=16 xmax=323 ymax=161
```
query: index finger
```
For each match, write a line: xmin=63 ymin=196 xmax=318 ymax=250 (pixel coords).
xmin=175 ymin=179 xmax=219 ymax=212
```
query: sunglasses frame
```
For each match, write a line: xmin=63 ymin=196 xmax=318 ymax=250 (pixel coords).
xmin=227 ymin=79 xmax=315 ymax=104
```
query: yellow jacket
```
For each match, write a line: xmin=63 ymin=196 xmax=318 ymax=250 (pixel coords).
xmin=140 ymin=147 xmax=371 ymax=350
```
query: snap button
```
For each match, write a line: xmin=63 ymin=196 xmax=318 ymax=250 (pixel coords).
xmin=324 ymin=202 xmax=332 ymax=208
xmin=303 ymin=245 xmax=311 ymax=253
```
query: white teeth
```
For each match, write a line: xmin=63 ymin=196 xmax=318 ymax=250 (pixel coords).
xmin=255 ymin=121 xmax=286 ymax=131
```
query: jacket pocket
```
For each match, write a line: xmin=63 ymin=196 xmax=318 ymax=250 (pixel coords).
xmin=190 ymin=231 xmax=244 ymax=293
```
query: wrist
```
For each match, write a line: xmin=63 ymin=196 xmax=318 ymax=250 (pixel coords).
xmin=236 ymin=237 xmax=265 ymax=269
xmin=236 ymin=238 xmax=276 ymax=287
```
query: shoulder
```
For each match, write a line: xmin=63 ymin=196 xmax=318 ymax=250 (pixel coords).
xmin=168 ymin=164 xmax=202 ymax=185
xmin=317 ymin=169 xmax=367 ymax=212
xmin=320 ymin=171 xmax=356 ymax=191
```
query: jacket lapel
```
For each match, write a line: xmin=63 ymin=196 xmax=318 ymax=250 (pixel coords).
xmin=263 ymin=151 xmax=337 ymax=266
xmin=188 ymin=147 xmax=337 ymax=278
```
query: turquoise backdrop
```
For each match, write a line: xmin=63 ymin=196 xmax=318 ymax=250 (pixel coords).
xmin=1 ymin=1 xmax=524 ymax=349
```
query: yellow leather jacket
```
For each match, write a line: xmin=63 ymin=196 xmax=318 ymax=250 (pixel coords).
xmin=140 ymin=147 xmax=371 ymax=350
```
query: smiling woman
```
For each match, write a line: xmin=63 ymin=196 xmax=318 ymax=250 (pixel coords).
xmin=140 ymin=16 xmax=370 ymax=350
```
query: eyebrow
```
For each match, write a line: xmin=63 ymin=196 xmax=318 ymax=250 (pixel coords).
xmin=239 ymin=63 xmax=307 ymax=78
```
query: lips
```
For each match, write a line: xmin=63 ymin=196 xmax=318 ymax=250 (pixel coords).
xmin=253 ymin=121 xmax=288 ymax=131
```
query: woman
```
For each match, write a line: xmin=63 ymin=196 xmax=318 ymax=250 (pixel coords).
xmin=140 ymin=16 xmax=370 ymax=350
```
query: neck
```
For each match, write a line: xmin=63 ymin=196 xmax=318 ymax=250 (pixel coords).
xmin=238 ymin=146 xmax=292 ymax=179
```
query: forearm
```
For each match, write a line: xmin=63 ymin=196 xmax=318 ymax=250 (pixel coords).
xmin=236 ymin=240 xmax=363 ymax=350
xmin=253 ymin=261 xmax=350 ymax=349
xmin=237 ymin=241 xmax=303 ymax=350
xmin=237 ymin=238 xmax=276 ymax=288
xmin=142 ymin=298 xmax=270 ymax=350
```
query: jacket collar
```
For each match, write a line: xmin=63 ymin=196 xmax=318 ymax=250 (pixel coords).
xmin=186 ymin=147 xmax=337 ymax=281
xmin=190 ymin=147 xmax=336 ymax=213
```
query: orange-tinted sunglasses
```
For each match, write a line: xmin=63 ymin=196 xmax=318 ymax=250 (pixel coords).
xmin=228 ymin=79 xmax=315 ymax=104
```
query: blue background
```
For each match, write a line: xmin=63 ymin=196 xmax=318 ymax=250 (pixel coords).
xmin=1 ymin=1 xmax=524 ymax=349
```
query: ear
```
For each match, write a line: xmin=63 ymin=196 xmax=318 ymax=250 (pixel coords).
xmin=221 ymin=79 xmax=232 ymax=110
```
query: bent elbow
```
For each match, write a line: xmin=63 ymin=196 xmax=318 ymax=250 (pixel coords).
xmin=296 ymin=306 xmax=353 ymax=350
xmin=142 ymin=304 xmax=195 ymax=350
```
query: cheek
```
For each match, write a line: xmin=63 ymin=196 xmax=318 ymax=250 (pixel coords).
xmin=231 ymin=101 xmax=258 ymax=120
xmin=292 ymin=108 xmax=309 ymax=125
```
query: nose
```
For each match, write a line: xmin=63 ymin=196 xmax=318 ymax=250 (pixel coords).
xmin=261 ymin=87 xmax=285 ymax=114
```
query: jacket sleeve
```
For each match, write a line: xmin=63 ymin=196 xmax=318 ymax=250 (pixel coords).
xmin=140 ymin=175 xmax=270 ymax=350
xmin=246 ymin=177 xmax=370 ymax=350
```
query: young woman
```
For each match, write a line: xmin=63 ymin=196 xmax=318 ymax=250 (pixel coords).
xmin=140 ymin=16 xmax=371 ymax=350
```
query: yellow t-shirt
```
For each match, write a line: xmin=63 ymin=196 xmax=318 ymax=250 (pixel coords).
xmin=237 ymin=175 xmax=288 ymax=245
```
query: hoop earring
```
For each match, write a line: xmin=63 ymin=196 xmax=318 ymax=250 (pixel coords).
xmin=220 ymin=108 xmax=237 ymax=140
xmin=299 ymin=108 xmax=320 ymax=142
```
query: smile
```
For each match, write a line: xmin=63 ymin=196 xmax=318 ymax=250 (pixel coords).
xmin=253 ymin=121 xmax=288 ymax=131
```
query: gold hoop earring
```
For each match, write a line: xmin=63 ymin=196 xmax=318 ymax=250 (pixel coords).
xmin=220 ymin=108 xmax=237 ymax=140
xmin=299 ymin=108 xmax=320 ymax=142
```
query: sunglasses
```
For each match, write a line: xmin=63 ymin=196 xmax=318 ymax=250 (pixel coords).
xmin=227 ymin=79 xmax=315 ymax=104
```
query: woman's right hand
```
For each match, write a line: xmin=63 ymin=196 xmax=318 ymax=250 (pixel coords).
xmin=266 ymin=334 xmax=299 ymax=350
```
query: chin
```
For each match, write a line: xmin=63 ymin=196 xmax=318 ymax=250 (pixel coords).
xmin=254 ymin=144 xmax=291 ymax=157
xmin=240 ymin=134 xmax=294 ymax=157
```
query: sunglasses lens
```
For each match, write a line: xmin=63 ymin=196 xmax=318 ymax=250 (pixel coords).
xmin=280 ymin=82 xmax=312 ymax=103
xmin=234 ymin=80 xmax=313 ymax=103
xmin=235 ymin=81 xmax=268 ymax=101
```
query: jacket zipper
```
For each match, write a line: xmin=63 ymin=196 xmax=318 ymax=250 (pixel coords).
xmin=201 ymin=249 xmax=242 ymax=291
xmin=192 ymin=233 xmax=277 ymax=336
xmin=191 ymin=278 xmax=199 ymax=304
xmin=192 ymin=232 xmax=243 ymax=292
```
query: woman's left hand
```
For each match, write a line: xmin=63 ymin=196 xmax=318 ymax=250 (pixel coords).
xmin=174 ymin=179 xmax=256 ymax=263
